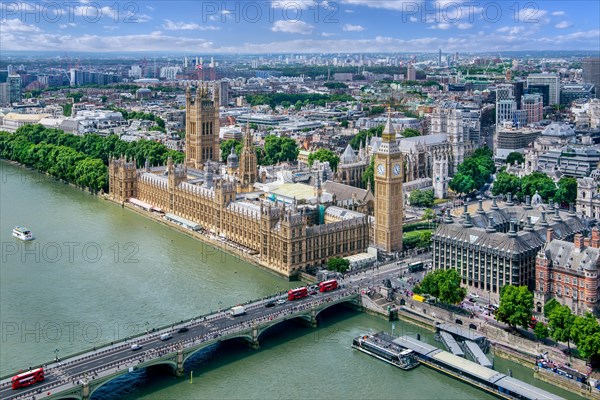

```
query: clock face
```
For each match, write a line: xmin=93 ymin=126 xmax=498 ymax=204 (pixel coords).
xmin=377 ymin=164 xmax=385 ymax=175
xmin=393 ymin=163 xmax=401 ymax=176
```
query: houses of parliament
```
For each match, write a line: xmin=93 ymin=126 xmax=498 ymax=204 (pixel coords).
xmin=109 ymin=83 xmax=403 ymax=277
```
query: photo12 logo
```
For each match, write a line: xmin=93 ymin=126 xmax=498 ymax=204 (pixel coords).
xmin=1 ymin=241 xmax=140 ymax=264
xmin=1 ymin=1 xmax=146 ymax=24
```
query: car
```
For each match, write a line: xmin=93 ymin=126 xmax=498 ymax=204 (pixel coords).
xmin=309 ymin=290 xmax=318 ymax=295
xmin=276 ymin=299 xmax=286 ymax=305
xmin=265 ymin=301 xmax=276 ymax=308
xmin=177 ymin=327 xmax=189 ymax=333
xmin=468 ymin=298 xmax=476 ymax=303
xmin=469 ymin=293 xmax=479 ymax=299
xmin=130 ymin=343 xmax=142 ymax=351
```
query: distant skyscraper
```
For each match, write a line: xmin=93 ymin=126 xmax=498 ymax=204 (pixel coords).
xmin=0 ymin=83 xmax=9 ymax=104
xmin=6 ymin=65 xmax=13 ymax=75
xmin=184 ymin=57 xmax=189 ymax=69
xmin=496 ymin=84 xmax=516 ymax=127
xmin=438 ymin=49 xmax=442 ymax=65
xmin=406 ymin=63 xmax=416 ymax=81
xmin=6 ymin=74 xmax=21 ymax=103
xmin=527 ymin=73 xmax=560 ymax=105
xmin=218 ymin=80 xmax=229 ymax=107
xmin=583 ymin=58 xmax=600 ymax=98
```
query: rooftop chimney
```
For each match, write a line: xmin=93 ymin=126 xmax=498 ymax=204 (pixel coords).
xmin=506 ymin=192 xmax=514 ymax=206
xmin=524 ymin=216 xmax=534 ymax=232
xmin=507 ymin=220 xmax=517 ymax=238
xmin=444 ymin=208 xmax=453 ymax=223
xmin=568 ymin=203 xmax=576 ymax=216
xmin=553 ymin=204 xmax=561 ymax=221
xmin=549 ymin=199 xmax=554 ymax=209
xmin=486 ymin=216 xmax=496 ymax=233
xmin=463 ymin=204 xmax=468 ymax=215
xmin=546 ymin=227 xmax=553 ymax=243
xmin=463 ymin=212 xmax=473 ymax=228
xmin=574 ymin=233 xmax=585 ymax=252
xmin=539 ymin=210 xmax=549 ymax=227
xmin=491 ymin=196 xmax=499 ymax=210
xmin=592 ymin=227 xmax=600 ymax=248
xmin=524 ymin=195 xmax=532 ymax=210
xmin=477 ymin=198 xmax=485 ymax=214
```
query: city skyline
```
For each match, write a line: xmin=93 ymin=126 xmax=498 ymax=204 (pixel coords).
xmin=0 ymin=0 xmax=599 ymax=53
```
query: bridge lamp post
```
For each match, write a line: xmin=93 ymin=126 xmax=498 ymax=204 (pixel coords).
xmin=218 ymin=301 xmax=223 ymax=313
xmin=54 ymin=348 xmax=59 ymax=362
xmin=145 ymin=321 xmax=149 ymax=334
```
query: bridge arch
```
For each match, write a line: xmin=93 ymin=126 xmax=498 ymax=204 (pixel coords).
xmin=181 ymin=334 xmax=253 ymax=365
xmin=87 ymin=359 xmax=178 ymax=399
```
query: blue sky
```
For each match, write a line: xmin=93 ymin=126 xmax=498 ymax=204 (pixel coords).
xmin=0 ymin=1 xmax=598 ymax=52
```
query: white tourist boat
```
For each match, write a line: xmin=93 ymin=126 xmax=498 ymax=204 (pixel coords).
xmin=12 ymin=226 xmax=33 ymax=241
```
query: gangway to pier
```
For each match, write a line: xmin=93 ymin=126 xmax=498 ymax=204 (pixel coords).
xmin=439 ymin=331 xmax=465 ymax=358
xmin=464 ymin=340 xmax=493 ymax=368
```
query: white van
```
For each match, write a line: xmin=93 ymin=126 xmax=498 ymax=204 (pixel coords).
xmin=160 ymin=333 xmax=172 ymax=341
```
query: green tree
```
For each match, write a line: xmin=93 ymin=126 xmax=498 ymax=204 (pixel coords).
xmin=571 ymin=313 xmax=600 ymax=359
xmin=417 ymin=231 xmax=432 ymax=249
xmin=548 ymin=304 xmax=575 ymax=352
xmin=413 ymin=269 xmax=465 ymax=304
xmin=491 ymin=171 xmax=521 ymax=198
xmin=423 ymin=208 xmax=435 ymax=224
xmin=534 ymin=322 xmax=550 ymax=341
xmin=308 ymin=149 xmax=340 ymax=172
xmin=327 ymin=257 xmax=350 ymax=273
xmin=350 ymin=125 xmax=383 ymax=150
xmin=362 ymin=159 xmax=374 ymax=193
xmin=401 ymin=128 xmax=421 ymax=138
xmin=263 ymin=135 xmax=299 ymax=164
xmin=340 ymin=120 xmax=349 ymax=128
xmin=521 ymin=172 xmax=556 ymax=201
xmin=543 ymin=298 xmax=560 ymax=318
xmin=449 ymin=173 xmax=475 ymax=196
xmin=506 ymin=152 xmax=525 ymax=165
xmin=495 ymin=285 xmax=534 ymax=329
xmin=62 ymin=103 xmax=72 ymax=117
xmin=409 ymin=189 xmax=434 ymax=207
xmin=220 ymin=139 xmax=243 ymax=162
xmin=554 ymin=177 xmax=578 ymax=205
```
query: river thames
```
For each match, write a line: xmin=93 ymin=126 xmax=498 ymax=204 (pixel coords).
xmin=0 ymin=161 xmax=580 ymax=400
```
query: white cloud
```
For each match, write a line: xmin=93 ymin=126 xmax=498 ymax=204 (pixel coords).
xmin=551 ymin=11 xmax=565 ymax=16
xmin=58 ymin=23 xmax=77 ymax=29
xmin=0 ymin=18 xmax=41 ymax=32
xmin=410 ymin=16 xmax=418 ymax=22
xmin=344 ymin=9 xmax=354 ymax=13
xmin=163 ymin=19 xmax=220 ymax=31
xmin=555 ymin=21 xmax=571 ymax=29
xmin=270 ymin=0 xmax=318 ymax=9
xmin=271 ymin=20 xmax=314 ymax=34
xmin=429 ymin=23 xmax=451 ymax=30
xmin=321 ymin=32 xmax=335 ymax=37
xmin=343 ymin=24 xmax=364 ymax=32
xmin=340 ymin=0 xmax=423 ymax=11
xmin=457 ymin=23 xmax=472 ymax=30
xmin=103 ymin=25 xmax=119 ymax=31
xmin=516 ymin=8 xmax=549 ymax=24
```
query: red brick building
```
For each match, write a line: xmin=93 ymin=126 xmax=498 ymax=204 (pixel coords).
xmin=535 ymin=228 xmax=600 ymax=316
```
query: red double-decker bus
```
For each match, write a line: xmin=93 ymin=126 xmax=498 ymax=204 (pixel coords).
xmin=319 ymin=279 xmax=338 ymax=293
xmin=11 ymin=367 xmax=44 ymax=390
xmin=288 ymin=287 xmax=308 ymax=301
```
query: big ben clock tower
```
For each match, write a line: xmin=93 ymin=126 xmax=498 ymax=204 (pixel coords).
xmin=374 ymin=109 xmax=404 ymax=256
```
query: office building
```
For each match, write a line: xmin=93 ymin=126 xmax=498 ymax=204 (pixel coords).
xmin=6 ymin=74 xmax=22 ymax=103
xmin=433 ymin=196 xmax=584 ymax=294
xmin=583 ymin=58 xmax=600 ymax=98
xmin=560 ymin=83 xmax=595 ymax=106
xmin=527 ymin=73 xmax=560 ymax=105
xmin=526 ymin=84 xmax=550 ymax=107
xmin=522 ymin=94 xmax=544 ymax=124
xmin=406 ymin=63 xmax=416 ymax=81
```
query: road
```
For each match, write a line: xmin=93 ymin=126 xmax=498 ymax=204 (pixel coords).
xmin=1 ymin=255 xmax=429 ymax=400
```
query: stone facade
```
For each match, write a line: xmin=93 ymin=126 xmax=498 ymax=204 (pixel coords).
xmin=108 ymin=87 xmax=373 ymax=277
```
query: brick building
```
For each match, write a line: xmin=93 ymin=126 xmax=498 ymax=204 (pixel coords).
xmin=535 ymin=229 xmax=600 ymax=316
